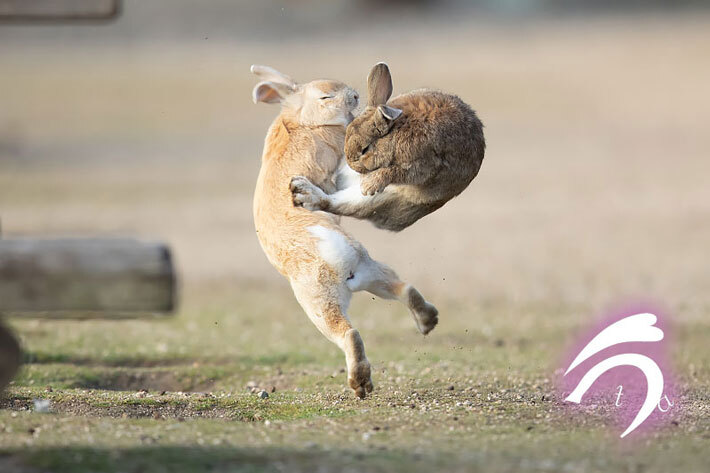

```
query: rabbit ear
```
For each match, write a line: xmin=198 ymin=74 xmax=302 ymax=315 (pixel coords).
xmin=251 ymin=65 xmax=297 ymax=90
xmin=377 ymin=105 xmax=402 ymax=122
xmin=252 ymin=81 xmax=292 ymax=104
xmin=367 ymin=62 xmax=393 ymax=106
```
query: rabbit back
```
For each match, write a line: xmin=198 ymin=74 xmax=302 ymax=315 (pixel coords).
xmin=346 ymin=89 xmax=485 ymax=231
xmin=386 ymin=89 xmax=485 ymax=202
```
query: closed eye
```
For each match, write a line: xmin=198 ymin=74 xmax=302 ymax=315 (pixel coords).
xmin=319 ymin=95 xmax=334 ymax=100
xmin=361 ymin=144 xmax=371 ymax=155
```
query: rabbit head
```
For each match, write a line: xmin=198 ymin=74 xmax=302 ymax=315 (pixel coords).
xmin=345 ymin=63 xmax=403 ymax=172
xmin=251 ymin=65 xmax=359 ymax=127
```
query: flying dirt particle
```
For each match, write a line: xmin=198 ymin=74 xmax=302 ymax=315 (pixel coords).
xmin=448 ymin=385 xmax=455 ymax=391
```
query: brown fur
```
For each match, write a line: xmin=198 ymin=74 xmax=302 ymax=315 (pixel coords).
xmin=292 ymin=63 xmax=486 ymax=232
xmin=254 ymin=113 xmax=347 ymax=277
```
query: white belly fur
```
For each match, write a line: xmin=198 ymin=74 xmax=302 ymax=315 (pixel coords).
xmin=307 ymin=225 xmax=360 ymax=276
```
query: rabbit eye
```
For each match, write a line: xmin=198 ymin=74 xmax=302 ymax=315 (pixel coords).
xmin=319 ymin=95 xmax=334 ymax=100
xmin=361 ymin=144 xmax=371 ymax=155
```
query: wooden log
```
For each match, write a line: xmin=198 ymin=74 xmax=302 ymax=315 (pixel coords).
xmin=0 ymin=0 xmax=120 ymax=22
xmin=0 ymin=239 xmax=176 ymax=315
xmin=0 ymin=322 xmax=20 ymax=392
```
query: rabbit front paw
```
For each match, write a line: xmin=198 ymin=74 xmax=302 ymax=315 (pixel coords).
xmin=360 ymin=172 xmax=389 ymax=196
xmin=290 ymin=176 xmax=329 ymax=211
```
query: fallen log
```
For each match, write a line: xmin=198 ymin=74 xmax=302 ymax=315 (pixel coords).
xmin=0 ymin=238 xmax=176 ymax=315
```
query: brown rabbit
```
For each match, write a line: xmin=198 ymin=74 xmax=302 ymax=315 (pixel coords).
xmin=290 ymin=62 xmax=485 ymax=231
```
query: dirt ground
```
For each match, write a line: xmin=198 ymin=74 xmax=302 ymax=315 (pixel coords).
xmin=1 ymin=9 xmax=709 ymax=473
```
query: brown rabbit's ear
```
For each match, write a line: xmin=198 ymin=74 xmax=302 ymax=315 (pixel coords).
xmin=252 ymin=81 xmax=292 ymax=104
xmin=377 ymin=105 xmax=402 ymax=122
xmin=367 ymin=62 xmax=393 ymax=106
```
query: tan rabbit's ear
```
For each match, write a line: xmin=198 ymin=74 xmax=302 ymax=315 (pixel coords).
xmin=377 ymin=105 xmax=402 ymax=122
xmin=367 ymin=62 xmax=393 ymax=106
xmin=251 ymin=65 xmax=297 ymax=90
xmin=252 ymin=81 xmax=292 ymax=104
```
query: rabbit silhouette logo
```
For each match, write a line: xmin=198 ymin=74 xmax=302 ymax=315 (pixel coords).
xmin=563 ymin=312 xmax=674 ymax=438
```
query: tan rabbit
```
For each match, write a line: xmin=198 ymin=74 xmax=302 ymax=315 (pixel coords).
xmin=251 ymin=65 xmax=439 ymax=398
xmin=290 ymin=63 xmax=485 ymax=231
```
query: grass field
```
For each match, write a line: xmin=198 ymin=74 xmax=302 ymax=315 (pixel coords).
xmin=1 ymin=10 xmax=709 ymax=473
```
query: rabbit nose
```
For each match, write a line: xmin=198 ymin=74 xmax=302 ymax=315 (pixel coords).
xmin=348 ymin=93 xmax=359 ymax=108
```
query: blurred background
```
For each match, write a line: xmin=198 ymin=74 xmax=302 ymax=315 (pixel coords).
xmin=1 ymin=0 xmax=709 ymax=317
xmin=2 ymin=4 xmax=710 ymax=470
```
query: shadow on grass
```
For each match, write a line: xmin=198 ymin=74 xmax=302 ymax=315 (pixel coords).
xmin=14 ymin=350 xmax=324 ymax=393
xmin=70 ymin=369 xmax=213 ymax=392
xmin=21 ymin=351 xmax=315 ymax=369
xmin=1 ymin=446 xmax=446 ymax=473
xmin=21 ymin=352 xmax=191 ymax=368
xmin=15 ymin=362 xmax=226 ymax=392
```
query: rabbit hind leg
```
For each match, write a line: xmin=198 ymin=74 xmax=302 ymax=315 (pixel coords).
xmin=291 ymin=277 xmax=374 ymax=398
xmin=348 ymin=258 xmax=439 ymax=335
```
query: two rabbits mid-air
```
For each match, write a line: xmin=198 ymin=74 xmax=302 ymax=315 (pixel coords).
xmin=251 ymin=63 xmax=484 ymax=397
